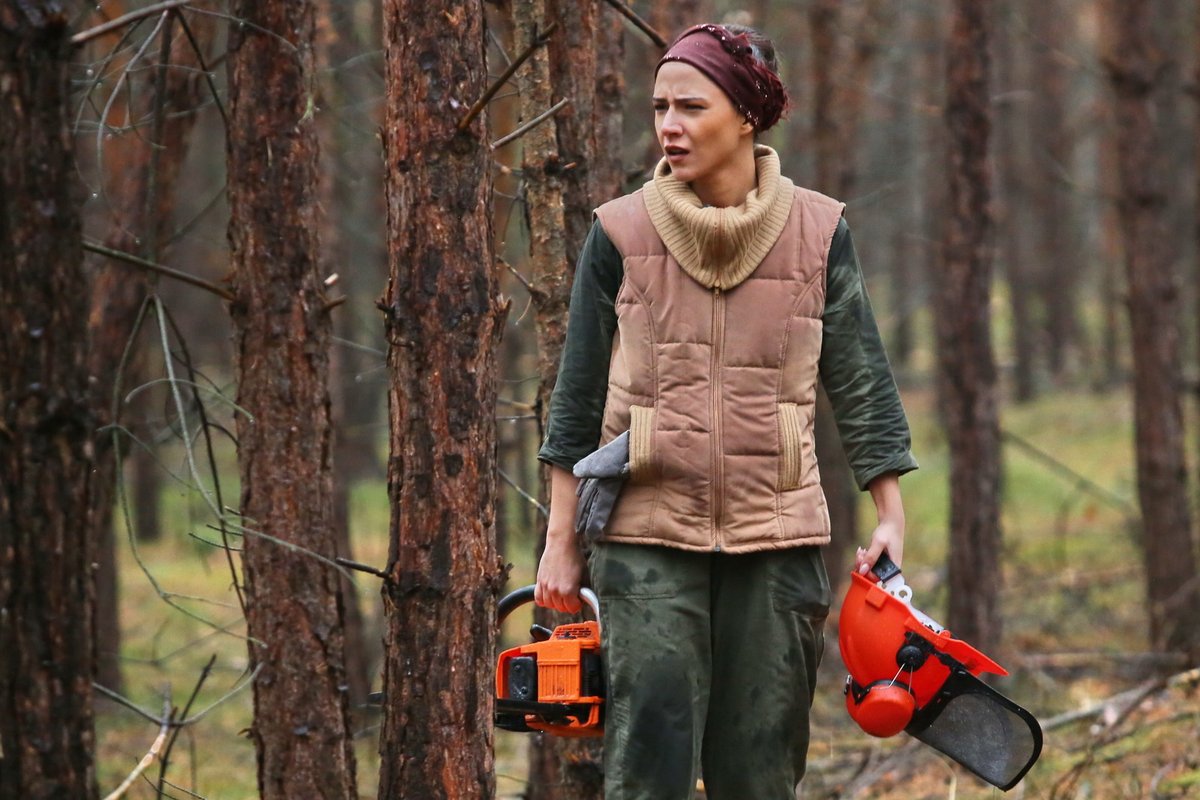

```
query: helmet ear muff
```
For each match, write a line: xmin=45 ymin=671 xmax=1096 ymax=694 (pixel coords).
xmin=845 ymin=679 xmax=916 ymax=738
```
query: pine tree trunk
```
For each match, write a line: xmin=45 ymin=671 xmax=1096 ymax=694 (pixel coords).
xmin=994 ymin=1 xmax=1038 ymax=402
xmin=937 ymin=0 xmax=1003 ymax=654
xmin=522 ymin=0 xmax=623 ymax=795
xmin=377 ymin=2 xmax=506 ymax=797
xmin=1106 ymin=0 xmax=1200 ymax=657
xmin=226 ymin=1 xmax=358 ymax=796
xmin=315 ymin=0 xmax=381 ymax=707
xmin=1029 ymin=0 xmax=1079 ymax=380
xmin=0 ymin=5 xmax=96 ymax=797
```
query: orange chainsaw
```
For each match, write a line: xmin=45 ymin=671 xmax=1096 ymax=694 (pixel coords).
xmin=494 ymin=585 xmax=604 ymax=738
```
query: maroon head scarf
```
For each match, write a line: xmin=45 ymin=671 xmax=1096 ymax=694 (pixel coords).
xmin=656 ymin=24 xmax=789 ymax=132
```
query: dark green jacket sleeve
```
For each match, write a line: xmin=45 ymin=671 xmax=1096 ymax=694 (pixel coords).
xmin=537 ymin=220 xmax=624 ymax=470
xmin=819 ymin=218 xmax=919 ymax=490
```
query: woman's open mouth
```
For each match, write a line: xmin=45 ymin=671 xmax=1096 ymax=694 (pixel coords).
xmin=664 ymin=145 xmax=689 ymax=162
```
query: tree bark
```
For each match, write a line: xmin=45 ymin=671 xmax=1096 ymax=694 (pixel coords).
xmin=1028 ymin=0 xmax=1080 ymax=380
xmin=315 ymin=0 xmax=381 ymax=708
xmin=937 ymin=0 xmax=1003 ymax=654
xmin=226 ymin=1 xmax=358 ymax=796
xmin=520 ymin=0 xmax=624 ymax=796
xmin=0 ymin=4 xmax=97 ymax=798
xmin=377 ymin=2 xmax=506 ymax=797
xmin=994 ymin=1 xmax=1038 ymax=402
xmin=1106 ymin=0 xmax=1200 ymax=657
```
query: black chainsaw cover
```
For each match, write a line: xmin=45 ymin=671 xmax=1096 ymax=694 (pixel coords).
xmin=906 ymin=667 xmax=1043 ymax=791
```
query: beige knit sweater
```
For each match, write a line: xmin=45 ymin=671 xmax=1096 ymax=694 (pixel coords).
xmin=642 ymin=144 xmax=795 ymax=290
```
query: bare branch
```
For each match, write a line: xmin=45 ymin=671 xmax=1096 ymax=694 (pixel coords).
xmin=84 ymin=240 xmax=234 ymax=301
xmin=491 ymin=98 xmax=570 ymax=150
xmin=335 ymin=557 xmax=390 ymax=580
xmin=73 ymin=0 xmax=193 ymax=46
xmin=459 ymin=22 xmax=559 ymax=133
xmin=157 ymin=655 xmax=217 ymax=797
xmin=101 ymin=698 xmax=173 ymax=800
xmin=499 ymin=468 xmax=548 ymax=518
xmin=599 ymin=0 xmax=667 ymax=48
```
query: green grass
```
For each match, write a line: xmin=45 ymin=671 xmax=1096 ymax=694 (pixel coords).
xmin=95 ymin=384 xmax=1197 ymax=798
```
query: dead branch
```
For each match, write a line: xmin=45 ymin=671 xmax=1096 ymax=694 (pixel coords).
xmin=599 ymin=0 xmax=667 ymax=48
xmin=335 ymin=557 xmax=390 ymax=580
xmin=1016 ymin=650 xmax=1190 ymax=673
xmin=499 ymin=468 xmax=548 ymax=518
xmin=73 ymin=0 xmax=193 ymax=46
xmin=157 ymin=655 xmax=217 ymax=797
xmin=84 ymin=240 xmax=233 ymax=301
xmin=459 ymin=22 xmax=559 ymax=133
xmin=1042 ymin=666 xmax=1200 ymax=732
xmin=491 ymin=97 xmax=571 ymax=150
xmin=1050 ymin=677 xmax=1167 ymax=799
xmin=102 ymin=698 xmax=172 ymax=800
xmin=1001 ymin=429 xmax=1139 ymax=520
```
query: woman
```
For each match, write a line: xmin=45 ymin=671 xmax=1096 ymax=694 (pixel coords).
xmin=535 ymin=23 xmax=916 ymax=800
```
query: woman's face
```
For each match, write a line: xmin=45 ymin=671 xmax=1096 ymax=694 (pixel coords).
xmin=653 ymin=61 xmax=754 ymax=187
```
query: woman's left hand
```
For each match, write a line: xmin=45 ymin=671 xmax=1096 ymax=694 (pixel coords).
xmin=855 ymin=517 xmax=904 ymax=575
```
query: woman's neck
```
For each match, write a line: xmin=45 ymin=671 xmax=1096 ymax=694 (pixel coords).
xmin=690 ymin=142 xmax=758 ymax=208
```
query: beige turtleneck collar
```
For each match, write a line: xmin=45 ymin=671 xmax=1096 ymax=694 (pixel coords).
xmin=642 ymin=145 xmax=795 ymax=290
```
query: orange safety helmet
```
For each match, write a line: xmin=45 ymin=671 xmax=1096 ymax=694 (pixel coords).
xmin=838 ymin=554 xmax=1043 ymax=790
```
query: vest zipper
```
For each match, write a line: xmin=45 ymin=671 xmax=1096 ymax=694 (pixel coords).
xmin=711 ymin=286 xmax=725 ymax=550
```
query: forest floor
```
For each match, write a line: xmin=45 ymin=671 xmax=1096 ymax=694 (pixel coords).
xmin=94 ymin=386 xmax=1200 ymax=799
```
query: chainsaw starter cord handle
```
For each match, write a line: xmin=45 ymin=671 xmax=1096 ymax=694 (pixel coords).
xmin=497 ymin=584 xmax=600 ymax=625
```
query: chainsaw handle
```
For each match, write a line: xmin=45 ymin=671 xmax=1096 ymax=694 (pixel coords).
xmin=497 ymin=585 xmax=600 ymax=625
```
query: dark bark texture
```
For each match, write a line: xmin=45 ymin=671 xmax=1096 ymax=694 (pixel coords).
xmin=937 ymin=0 xmax=1003 ymax=654
xmin=378 ymin=2 xmax=506 ymax=797
xmin=522 ymin=1 xmax=624 ymax=796
xmin=226 ymin=1 xmax=358 ymax=797
xmin=315 ymin=0 xmax=381 ymax=707
xmin=0 ymin=3 xmax=97 ymax=798
xmin=1106 ymin=0 xmax=1200 ymax=656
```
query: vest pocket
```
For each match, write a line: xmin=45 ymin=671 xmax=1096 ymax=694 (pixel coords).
xmin=628 ymin=404 xmax=654 ymax=483
xmin=778 ymin=402 xmax=804 ymax=490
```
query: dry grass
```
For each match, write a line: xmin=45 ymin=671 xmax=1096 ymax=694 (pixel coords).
xmin=94 ymin=386 xmax=1200 ymax=798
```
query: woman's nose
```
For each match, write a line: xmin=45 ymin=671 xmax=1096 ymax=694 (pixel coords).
xmin=659 ymin=110 xmax=682 ymax=135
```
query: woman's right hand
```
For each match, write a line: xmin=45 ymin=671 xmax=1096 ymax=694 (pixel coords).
xmin=535 ymin=528 xmax=586 ymax=614
xmin=535 ymin=465 xmax=587 ymax=614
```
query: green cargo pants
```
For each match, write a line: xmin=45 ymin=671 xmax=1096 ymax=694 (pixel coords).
xmin=588 ymin=542 xmax=831 ymax=800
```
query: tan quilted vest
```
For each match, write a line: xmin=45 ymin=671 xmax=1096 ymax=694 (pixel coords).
xmin=594 ymin=170 xmax=845 ymax=554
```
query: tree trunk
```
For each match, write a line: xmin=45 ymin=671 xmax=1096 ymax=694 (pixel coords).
xmin=0 ymin=5 xmax=97 ymax=798
xmin=1029 ymin=0 xmax=1080 ymax=381
xmin=994 ymin=2 xmax=1038 ymax=402
xmin=226 ymin=1 xmax=358 ymax=796
xmin=521 ymin=0 xmax=623 ymax=796
xmin=1106 ymin=0 xmax=1200 ymax=657
xmin=377 ymin=2 xmax=506 ymax=797
xmin=937 ymin=0 xmax=1003 ymax=654
xmin=315 ymin=0 xmax=381 ymax=707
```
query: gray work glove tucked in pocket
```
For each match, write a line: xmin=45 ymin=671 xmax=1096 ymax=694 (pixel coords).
xmin=573 ymin=431 xmax=630 ymax=544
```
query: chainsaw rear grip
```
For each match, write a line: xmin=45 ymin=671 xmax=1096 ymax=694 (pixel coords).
xmin=497 ymin=585 xmax=600 ymax=625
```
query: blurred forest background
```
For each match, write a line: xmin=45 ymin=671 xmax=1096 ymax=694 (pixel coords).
xmin=3 ymin=0 xmax=1200 ymax=798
